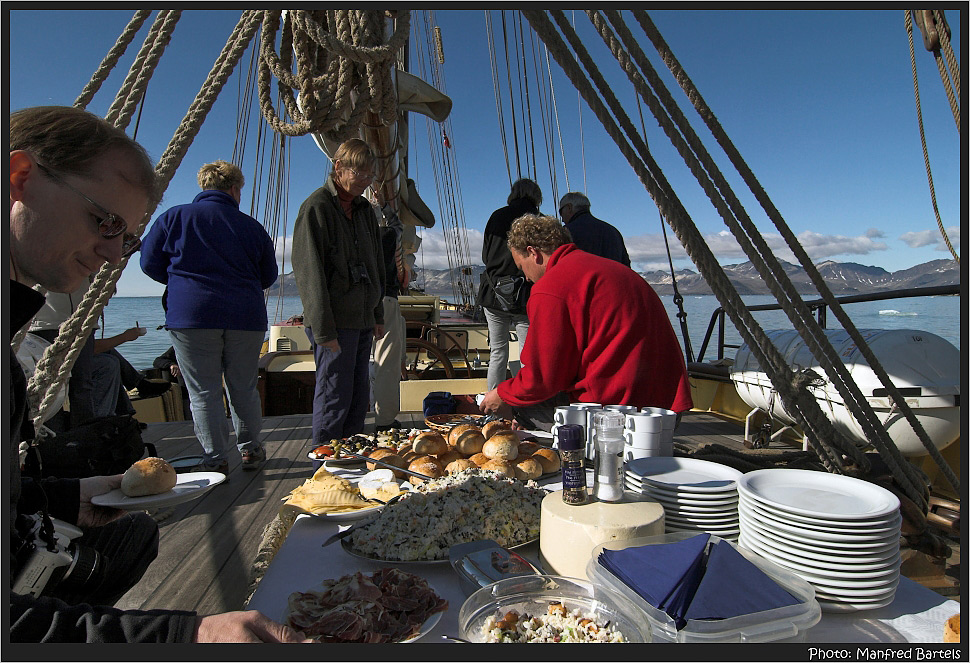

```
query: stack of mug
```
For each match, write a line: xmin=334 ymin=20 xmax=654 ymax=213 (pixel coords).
xmin=552 ymin=403 xmax=678 ymax=462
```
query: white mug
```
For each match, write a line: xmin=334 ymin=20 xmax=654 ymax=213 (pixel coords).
xmin=625 ymin=412 xmax=664 ymax=434
xmin=553 ymin=405 xmax=588 ymax=427
xmin=604 ymin=404 xmax=639 ymax=414
xmin=641 ymin=407 xmax=676 ymax=456
xmin=625 ymin=446 xmax=658 ymax=461
xmin=624 ymin=429 xmax=662 ymax=449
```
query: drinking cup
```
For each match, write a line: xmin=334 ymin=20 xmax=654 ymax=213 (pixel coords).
xmin=641 ymin=408 xmax=676 ymax=456
xmin=624 ymin=429 xmax=662 ymax=450
xmin=625 ymin=412 xmax=664 ymax=434
xmin=570 ymin=402 xmax=602 ymax=409
xmin=552 ymin=406 xmax=588 ymax=449
xmin=625 ymin=446 xmax=658 ymax=462
xmin=604 ymin=404 xmax=639 ymax=415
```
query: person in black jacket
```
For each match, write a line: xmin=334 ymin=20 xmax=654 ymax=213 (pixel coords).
xmin=9 ymin=106 xmax=309 ymax=643
xmin=477 ymin=178 xmax=542 ymax=390
xmin=558 ymin=191 xmax=631 ymax=267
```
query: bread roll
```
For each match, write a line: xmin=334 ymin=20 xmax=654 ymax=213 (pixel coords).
xmin=448 ymin=423 xmax=480 ymax=447
xmin=413 ymin=431 xmax=448 ymax=455
xmin=514 ymin=457 xmax=543 ymax=481
xmin=366 ymin=449 xmax=407 ymax=478
xmin=453 ymin=428 xmax=486 ymax=455
xmin=944 ymin=614 xmax=960 ymax=643
xmin=469 ymin=452 xmax=489 ymax=467
xmin=396 ymin=442 xmax=413 ymax=457
xmin=408 ymin=455 xmax=444 ymax=484
xmin=483 ymin=431 xmax=519 ymax=461
xmin=445 ymin=458 xmax=478 ymax=475
xmin=435 ymin=448 xmax=463 ymax=468
xmin=121 ymin=457 xmax=177 ymax=497
xmin=481 ymin=459 xmax=515 ymax=478
xmin=481 ymin=420 xmax=511 ymax=440
xmin=532 ymin=447 xmax=561 ymax=474
xmin=518 ymin=441 xmax=541 ymax=456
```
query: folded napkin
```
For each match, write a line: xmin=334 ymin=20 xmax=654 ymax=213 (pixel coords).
xmin=599 ymin=533 xmax=710 ymax=609
xmin=684 ymin=539 xmax=799 ymax=622
xmin=598 ymin=534 xmax=799 ymax=630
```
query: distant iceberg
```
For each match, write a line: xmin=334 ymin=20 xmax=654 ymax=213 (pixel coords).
xmin=879 ymin=309 xmax=918 ymax=316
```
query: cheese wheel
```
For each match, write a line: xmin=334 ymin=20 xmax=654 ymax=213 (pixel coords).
xmin=453 ymin=428 xmax=486 ymax=455
xmin=121 ymin=457 xmax=177 ymax=497
xmin=413 ymin=431 xmax=448 ymax=455
xmin=482 ymin=432 xmax=519 ymax=460
xmin=532 ymin=447 xmax=561 ymax=474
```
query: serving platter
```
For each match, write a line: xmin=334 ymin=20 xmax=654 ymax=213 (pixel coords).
xmin=738 ymin=529 xmax=902 ymax=567
xmin=737 ymin=469 xmax=900 ymax=521
xmin=739 ymin=516 xmax=902 ymax=556
xmin=425 ymin=413 xmax=491 ymax=433
xmin=738 ymin=502 xmax=901 ymax=543
xmin=741 ymin=499 xmax=902 ymax=534
xmin=625 ymin=457 xmax=743 ymax=492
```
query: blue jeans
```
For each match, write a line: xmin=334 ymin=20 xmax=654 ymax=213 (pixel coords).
xmin=169 ymin=328 xmax=265 ymax=464
xmin=306 ymin=327 xmax=373 ymax=445
xmin=483 ymin=307 xmax=529 ymax=390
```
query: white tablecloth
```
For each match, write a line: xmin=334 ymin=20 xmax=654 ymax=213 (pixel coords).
xmin=248 ymin=465 xmax=959 ymax=644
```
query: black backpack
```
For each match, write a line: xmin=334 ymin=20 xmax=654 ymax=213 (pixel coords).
xmin=24 ymin=414 xmax=156 ymax=479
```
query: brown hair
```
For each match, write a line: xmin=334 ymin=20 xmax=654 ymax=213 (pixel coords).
xmin=10 ymin=105 xmax=157 ymax=201
xmin=507 ymin=214 xmax=572 ymax=255
xmin=198 ymin=160 xmax=245 ymax=191
xmin=507 ymin=177 xmax=542 ymax=206
xmin=333 ymin=138 xmax=377 ymax=173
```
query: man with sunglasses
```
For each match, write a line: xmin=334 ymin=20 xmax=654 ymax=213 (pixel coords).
xmin=9 ymin=106 xmax=309 ymax=643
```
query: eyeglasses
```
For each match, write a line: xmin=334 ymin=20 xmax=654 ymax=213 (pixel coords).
xmin=35 ymin=162 xmax=142 ymax=259
xmin=346 ymin=166 xmax=375 ymax=182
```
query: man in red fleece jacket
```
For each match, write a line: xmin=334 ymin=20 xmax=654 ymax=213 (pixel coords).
xmin=480 ymin=214 xmax=692 ymax=430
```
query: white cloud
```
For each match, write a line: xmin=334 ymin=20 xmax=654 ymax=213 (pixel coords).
xmin=900 ymin=226 xmax=960 ymax=251
xmin=409 ymin=227 xmax=484 ymax=270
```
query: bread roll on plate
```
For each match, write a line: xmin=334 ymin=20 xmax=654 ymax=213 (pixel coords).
xmin=481 ymin=419 xmax=510 ymax=440
xmin=366 ymin=449 xmax=407 ymax=478
xmin=435 ymin=448 xmax=463 ymax=468
xmin=408 ymin=455 xmax=444 ymax=484
xmin=413 ymin=431 xmax=448 ymax=455
xmin=514 ymin=457 xmax=543 ymax=481
xmin=482 ymin=431 xmax=519 ymax=460
xmin=121 ymin=457 xmax=177 ymax=497
xmin=453 ymin=428 xmax=486 ymax=455
xmin=481 ymin=459 xmax=515 ymax=478
xmin=448 ymin=423 xmax=480 ymax=447
xmin=468 ymin=452 xmax=489 ymax=467
xmin=445 ymin=458 xmax=478 ymax=475
xmin=517 ymin=441 xmax=541 ymax=456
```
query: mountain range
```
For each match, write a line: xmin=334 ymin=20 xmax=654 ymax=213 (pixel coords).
xmin=268 ymin=258 xmax=959 ymax=298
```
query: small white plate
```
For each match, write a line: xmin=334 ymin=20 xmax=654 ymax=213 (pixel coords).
xmin=738 ymin=534 xmax=901 ymax=580
xmin=657 ymin=501 xmax=739 ymax=515
xmin=664 ymin=512 xmax=740 ymax=526
xmin=91 ymin=472 xmax=225 ymax=510
xmin=666 ymin=523 xmax=741 ymax=537
xmin=626 ymin=457 xmax=742 ymax=492
xmin=737 ymin=469 xmax=900 ymax=520
xmin=628 ymin=478 xmax=739 ymax=502
xmin=640 ymin=489 xmax=740 ymax=509
xmin=740 ymin=497 xmax=902 ymax=535
xmin=738 ymin=502 xmax=900 ymax=543
xmin=739 ymin=494 xmax=901 ymax=530
xmin=739 ymin=511 xmax=900 ymax=549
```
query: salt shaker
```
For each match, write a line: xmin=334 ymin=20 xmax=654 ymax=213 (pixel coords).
xmin=592 ymin=410 xmax=625 ymax=502
xmin=557 ymin=424 xmax=588 ymax=505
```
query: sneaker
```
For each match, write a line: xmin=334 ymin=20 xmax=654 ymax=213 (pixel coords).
xmin=241 ymin=447 xmax=266 ymax=471
xmin=135 ymin=378 xmax=173 ymax=399
xmin=375 ymin=419 xmax=403 ymax=432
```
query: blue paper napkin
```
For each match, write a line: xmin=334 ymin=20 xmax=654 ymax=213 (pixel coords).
xmin=683 ymin=539 xmax=799 ymax=622
xmin=599 ymin=533 xmax=710 ymax=609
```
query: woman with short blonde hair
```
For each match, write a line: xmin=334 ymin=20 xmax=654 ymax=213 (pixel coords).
xmin=197 ymin=160 xmax=244 ymax=192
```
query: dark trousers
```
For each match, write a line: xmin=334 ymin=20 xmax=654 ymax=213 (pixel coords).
xmin=305 ymin=326 xmax=374 ymax=445
xmin=32 ymin=330 xmax=97 ymax=426
xmin=46 ymin=512 xmax=159 ymax=607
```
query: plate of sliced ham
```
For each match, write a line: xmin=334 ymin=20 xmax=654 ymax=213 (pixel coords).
xmin=283 ymin=568 xmax=447 ymax=643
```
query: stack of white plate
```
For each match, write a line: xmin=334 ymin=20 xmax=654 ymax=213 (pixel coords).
xmin=624 ymin=457 xmax=742 ymax=541
xmin=736 ymin=468 xmax=902 ymax=613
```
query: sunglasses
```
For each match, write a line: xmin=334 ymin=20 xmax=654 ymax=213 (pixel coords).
xmin=36 ymin=162 xmax=142 ymax=259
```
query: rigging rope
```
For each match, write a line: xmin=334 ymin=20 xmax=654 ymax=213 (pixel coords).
xmin=905 ymin=10 xmax=960 ymax=264
xmin=485 ymin=11 xmax=513 ymax=186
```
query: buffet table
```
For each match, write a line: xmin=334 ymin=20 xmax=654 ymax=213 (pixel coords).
xmin=247 ymin=466 xmax=959 ymax=644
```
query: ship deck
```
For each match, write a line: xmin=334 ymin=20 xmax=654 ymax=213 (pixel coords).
xmin=115 ymin=411 xmax=960 ymax=616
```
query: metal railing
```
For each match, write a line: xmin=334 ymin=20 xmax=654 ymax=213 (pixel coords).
xmin=694 ymin=284 xmax=961 ymax=362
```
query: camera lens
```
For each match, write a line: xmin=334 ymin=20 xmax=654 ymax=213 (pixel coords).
xmin=49 ymin=544 xmax=108 ymax=596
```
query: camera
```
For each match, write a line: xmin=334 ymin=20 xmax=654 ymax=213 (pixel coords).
xmin=349 ymin=261 xmax=371 ymax=286
xmin=12 ymin=514 xmax=107 ymax=598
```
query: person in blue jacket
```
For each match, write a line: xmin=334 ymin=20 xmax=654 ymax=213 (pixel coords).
xmin=141 ymin=160 xmax=278 ymax=476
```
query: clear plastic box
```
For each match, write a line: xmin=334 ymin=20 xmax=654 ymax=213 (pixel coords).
xmin=586 ymin=532 xmax=821 ymax=643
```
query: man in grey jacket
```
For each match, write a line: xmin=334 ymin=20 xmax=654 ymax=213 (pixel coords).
xmin=291 ymin=138 xmax=386 ymax=446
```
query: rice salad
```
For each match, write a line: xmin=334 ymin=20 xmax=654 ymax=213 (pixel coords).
xmin=482 ymin=602 xmax=627 ymax=643
xmin=346 ymin=469 xmax=544 ymax=561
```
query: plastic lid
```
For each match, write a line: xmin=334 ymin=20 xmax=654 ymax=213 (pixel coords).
xmin=593 ymin=409 xmax=625 ymax=432
xmin=557 ymin=424 xmax=585 ymax=451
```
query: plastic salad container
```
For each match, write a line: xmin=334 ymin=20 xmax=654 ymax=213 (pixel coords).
xmin=586 ymin=532 xmax=821 ymax=643
xmin=458 ymin=575 xmax=653 ymax=643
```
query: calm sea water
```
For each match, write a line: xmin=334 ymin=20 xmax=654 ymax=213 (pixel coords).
xmin=100 ymin=293 xmax=962 ymax=371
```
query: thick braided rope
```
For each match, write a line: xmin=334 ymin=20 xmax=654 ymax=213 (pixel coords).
xmin=28 ymin=12 xmax=262 ymax=425
xmin=933 ymin=10 xmax=961 ymax=104
xmin=255 ymin=9 xmax=407 ymax=138
xmin=589 ymin=11 xmax=921 ymax=489
xmin=74 ymin=10 xmax=153 ymax=109
xmin=524 ymin=10 xmax=853 ymax=476
xmin=630 ymin=9 xmax=940 ymax=504
xmin=105 ymin=9 xmax=182 ymax=130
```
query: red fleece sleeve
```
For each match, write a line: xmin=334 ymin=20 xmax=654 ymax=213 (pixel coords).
xmin=496 ymin=292 xmax=580 ymax=405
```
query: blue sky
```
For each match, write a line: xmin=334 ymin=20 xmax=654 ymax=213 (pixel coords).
xmin=9 ymin=9 xmax=962 ymax=297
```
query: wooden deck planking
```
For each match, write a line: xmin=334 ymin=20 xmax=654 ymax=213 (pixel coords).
xmin=112 ymin=411 xmax=773 ymax=614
